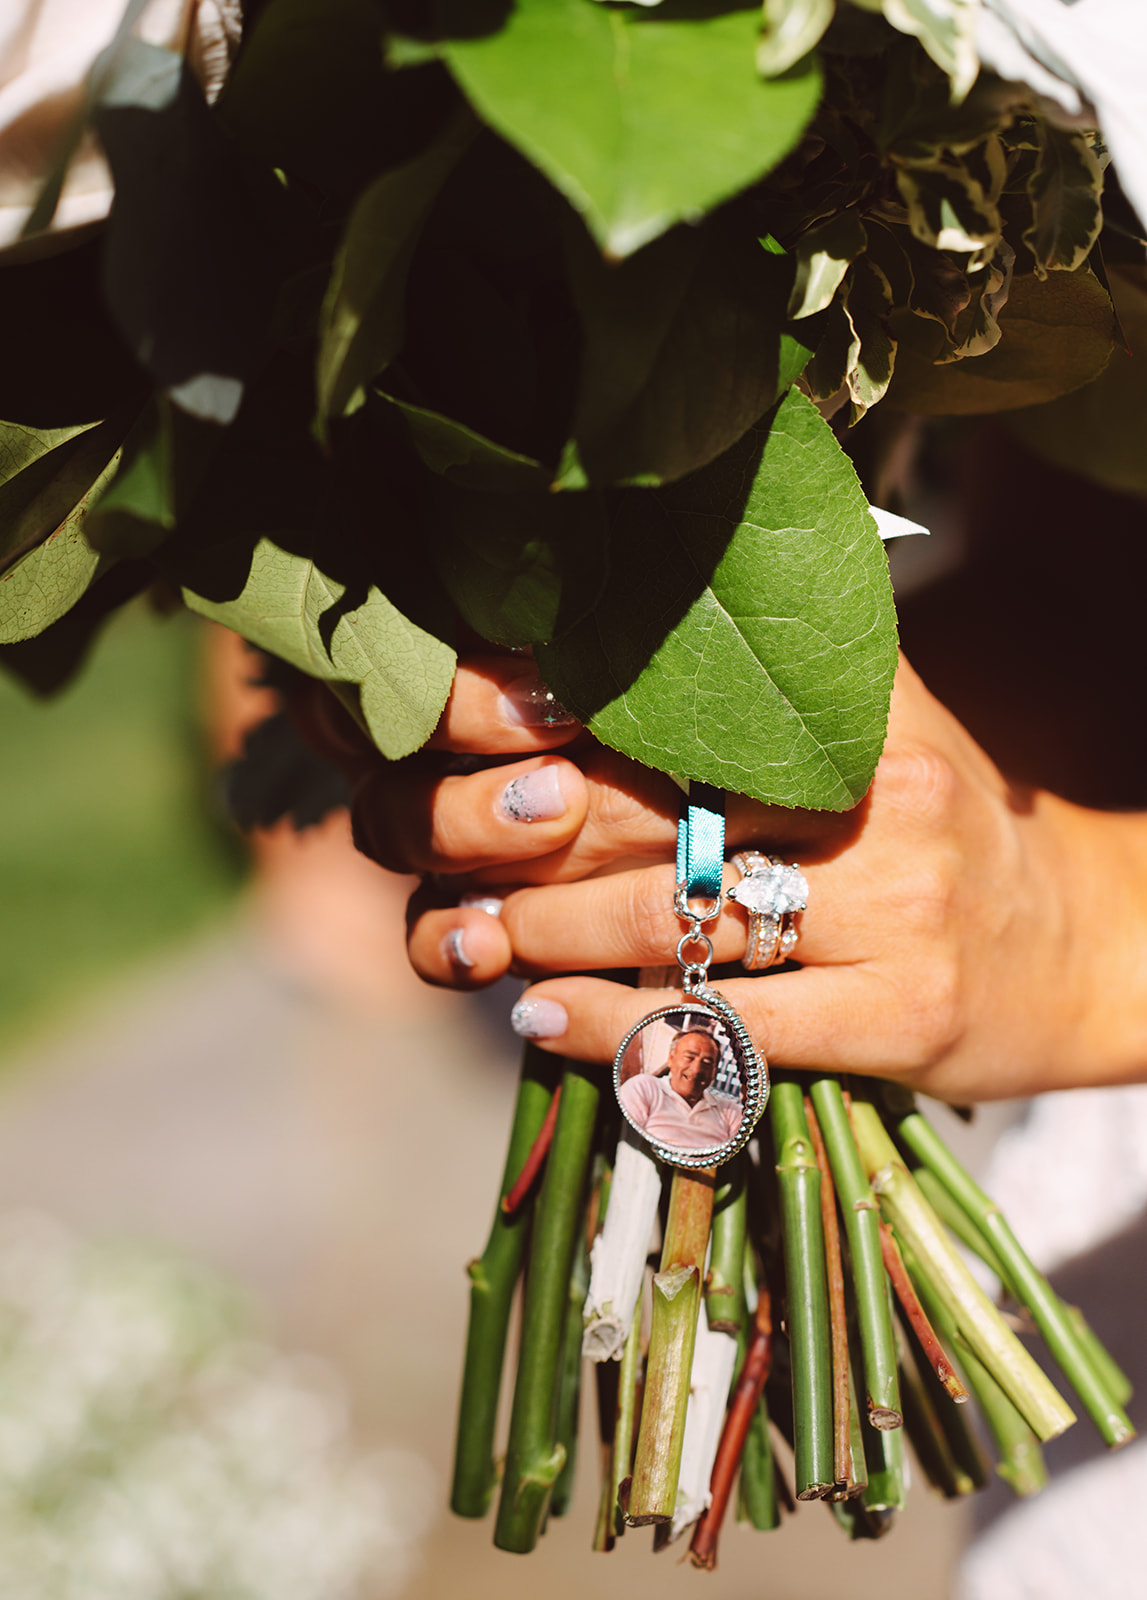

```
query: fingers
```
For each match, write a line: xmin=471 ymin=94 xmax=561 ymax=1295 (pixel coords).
xmin=426 ymin=656 xmax=582 ymax=754
xmin=353 ymin=754 xmax=589 ymax=875
xmin=505 ymin=969 xmax=916 ymax=1078
xmin=404 ymin=891 xmax=515 ymax=989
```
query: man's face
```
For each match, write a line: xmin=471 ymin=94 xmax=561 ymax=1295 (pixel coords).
xmin=667 ymin=1033 xmax=719 ymax=1104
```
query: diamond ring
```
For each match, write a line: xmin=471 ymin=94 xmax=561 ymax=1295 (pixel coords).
xmin=726 ymin=852 xmax=809 ymax=971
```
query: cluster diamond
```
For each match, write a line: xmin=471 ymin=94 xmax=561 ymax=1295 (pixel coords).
xmin=731 ymin=861 xmax=808 ymax=915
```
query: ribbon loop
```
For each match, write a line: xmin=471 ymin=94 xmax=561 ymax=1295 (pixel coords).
xmin=675 ymin=781 xmax=726 ymax=906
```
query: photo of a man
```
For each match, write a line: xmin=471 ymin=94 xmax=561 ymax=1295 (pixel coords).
xmin=618 ymin=1021 xmax=742 ymax=1152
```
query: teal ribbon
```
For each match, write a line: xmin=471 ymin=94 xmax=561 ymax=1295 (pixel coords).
xmin=675 ymin=782 xmax=726 ymax=903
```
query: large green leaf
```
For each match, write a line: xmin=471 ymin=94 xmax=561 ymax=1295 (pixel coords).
xmin=437 ymin=0 xmax=822 ymax=259
xmin=536 ymin=389 xmax=897 ymax=809
xmin=0 ymin=418 xmax=126 ymax=573
xmin=1007 ymin=265 xmax=1147 ymax=496
xmin=885 ymin=267 xmax=1114 ymax=414
xmin=316 ymin=110 xmax=477 ymax=423
xmin=0 ymin=452 xmax=120 ymax=643
xmin=182 ymin=537 xmax=455 ymax=759
xmin=556 ymin=219 xmax=813 ymax=488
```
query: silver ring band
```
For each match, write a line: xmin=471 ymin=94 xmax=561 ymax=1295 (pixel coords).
xmin=727 ymin=851 xmax=808 ymax=972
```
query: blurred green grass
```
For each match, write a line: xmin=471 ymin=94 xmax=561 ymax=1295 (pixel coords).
xmin=0 ymin=602 xmax=246 ymax=1055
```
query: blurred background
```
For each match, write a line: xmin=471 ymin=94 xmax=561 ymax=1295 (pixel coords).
xmin=2 ymin=422 xmax=1147 ymax=1599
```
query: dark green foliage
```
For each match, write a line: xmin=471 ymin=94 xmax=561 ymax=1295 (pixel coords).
xmin=0 ymin=0 xmax=1127 ymax=802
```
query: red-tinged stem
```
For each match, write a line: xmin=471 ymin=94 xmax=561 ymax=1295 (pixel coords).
xmin=502 ymin=1085 xmax=563 ymax=1216
xmin=805 ymin=1099 xmax=853 ymax=1494
xmin=880 ymin=1224 xmax=968 ymax=1405
xmin=689 ymin=1287 xmax=773 ymax=1569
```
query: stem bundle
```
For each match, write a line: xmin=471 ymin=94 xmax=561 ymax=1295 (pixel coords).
xmin=454 ymin=1052 xmax=1131 ymax=1560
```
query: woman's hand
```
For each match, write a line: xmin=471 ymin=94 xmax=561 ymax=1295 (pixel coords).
xmin=304 ymin=652 xmax=1147 ymax=1104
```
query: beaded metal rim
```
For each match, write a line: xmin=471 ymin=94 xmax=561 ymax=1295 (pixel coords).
xmin=612 ymin=987 xmax=769 ymax=1170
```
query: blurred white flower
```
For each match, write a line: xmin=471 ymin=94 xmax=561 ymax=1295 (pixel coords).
xmin=0 ymin=1213 xmax=435 ymax=1600
xmin=0 ymin=0 xmax=241 ymax=258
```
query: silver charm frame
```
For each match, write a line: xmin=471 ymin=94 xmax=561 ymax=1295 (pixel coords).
xmin=612 ymin=985 xmax=769 ymax=1170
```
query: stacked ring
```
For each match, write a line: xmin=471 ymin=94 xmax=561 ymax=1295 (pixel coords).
xmin=726 ymin=851 xmax=809 ymax=971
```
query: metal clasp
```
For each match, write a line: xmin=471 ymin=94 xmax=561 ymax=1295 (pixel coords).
xmin=674 ymin=882 xmax=721 ymax=991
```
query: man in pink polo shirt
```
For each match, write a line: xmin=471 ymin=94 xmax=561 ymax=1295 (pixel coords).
xmin=619 ymin=1029 xmax=741 ymax=1152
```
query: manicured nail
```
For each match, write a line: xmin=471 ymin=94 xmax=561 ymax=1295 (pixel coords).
xmin=460 ymin=893 xmax=504 ymax=917
xmin=501 ymin=673 xmax=578 ymax=730
xmin=499 ymin=766 xmax=566 ymax=823
xmin=443 ymin=928 xmax=475 ymax=970
xmin=511 ymin=997 xmax=569 ymax=1038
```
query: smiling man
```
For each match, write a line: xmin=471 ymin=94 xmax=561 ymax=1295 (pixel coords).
xmin=619 ymin=1027 xmax=742 ymax=1152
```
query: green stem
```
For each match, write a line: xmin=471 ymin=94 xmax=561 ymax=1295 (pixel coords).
xmin=895 ymin=1105 xmax=1133 ymax=1447
xmin=494 ymin=1063 xmax=601 ymax=1552
xmin=770 ymin=1079 xmax=834 ymax=1499
xmin=451 ymin=1045 xmax=562 ymax=1518
xmin=739 ymin=1396 xmax=781 ymax=1530
xmin=706 ymin=1156 xmax=748 ymax=1334
xmin=592 ymin=1361 xmax=619 ymax=1553
xmin=912 ymin=1164 xmax=1014 ymax=1286
xmin=903 ymin=1236 xmax=1046 ymax=1497
xmin=809 ymin=1077 xmax=901 ymax=1427
xmin=550 ymin=1225 xmax=590 ymax=1516
xmin=609 ymin=1294 xmax=643 ymax=1538
xmin=849 ymin=1100 xmax=1075 ymax=1443
xmin=627 ymin=1167 xmax=715 ymax=1525
xmin=845 ymin=1351 xmax=868 ymax=1497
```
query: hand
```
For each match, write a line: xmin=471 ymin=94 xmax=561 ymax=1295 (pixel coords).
xmin=306 ymin=653 xmax=1147 ymax=1104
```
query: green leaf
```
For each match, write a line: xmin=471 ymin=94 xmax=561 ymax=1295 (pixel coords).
xmin=182 ymin=537 xmax=456 ymax=759
xmin=757 ymin=0 xmax=834 ymax=77
xmin=0 ymin=418 xmax=126 ymax=573
xmin=433 ymin=480 xmax=608 ymax=647
xmin=316 ymin=110 xmax=477 ymax=424
xmin=885 ymin=266 xmax=1115 ymax=414
xmin=86 ymin=400 xmax=225 ymax=559
xmin=556 ymin=217 xmax=811 ymax=488
xmin=1007 ymin=264 xmax=1147 ymax=497
xmin=0 ymin=562 xmax=153 ymax=696
xmin=880 ymin=0 xmax=979 ymax=102
xmin=380 ymin=395 xmax=549 ymax=491
xmin=1024 ymin=125 xmax=1104 ymax=279
xmin=788 ymin=207 xmax=867 ymax=319
xmin=0 ymin=451 xmax=120 ymax=643
xmin=895 ymin=142 xmax=1004 ymax=257
xmin=936 ymin=236 xmax=1015 ymax=362
xmin=536 ymin=389 xmax=897 ymax=809
xmin=437 ymin=0 xmax=822 ymax=259
xmin=804 ymin=257 xmax=897 ymax=421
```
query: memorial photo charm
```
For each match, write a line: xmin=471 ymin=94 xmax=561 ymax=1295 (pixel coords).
xmin=613 ymin=989 xmax=768 ymax=1170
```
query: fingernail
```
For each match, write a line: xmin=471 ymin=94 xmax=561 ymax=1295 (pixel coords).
xmin=460 ymin=893 xmax=504 ymax=917
xmin=511 ymin=997 xmax=569 ymax=1039
xmin=499 ymin=766 xmax=566 ymax=823
xmin=501 ymin=673 xmax=578 ymax=730
xmin=442 ymin=928 xmax=475 ymax=970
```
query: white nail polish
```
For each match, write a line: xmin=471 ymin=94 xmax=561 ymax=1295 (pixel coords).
xmin=500 ymin=766 xmax=566 ymax=824
xmin=511 ymin=997 xmax=569 ymax=1039
xmin=443 ymin=928 xmax=475 ymax=969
